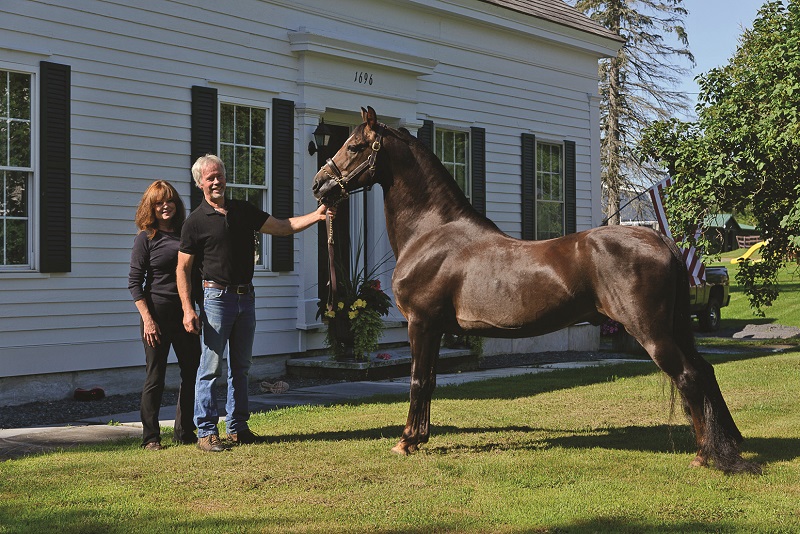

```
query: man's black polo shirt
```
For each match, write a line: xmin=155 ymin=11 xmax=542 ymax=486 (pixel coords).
xmin=180 ymin=198 xmax=271 ymax=286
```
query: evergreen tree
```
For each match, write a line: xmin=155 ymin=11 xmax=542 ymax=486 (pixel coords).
xmin=568 ymin=0 xmax=694 ymax=224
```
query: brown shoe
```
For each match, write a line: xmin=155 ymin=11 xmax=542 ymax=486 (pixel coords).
xmin=144 ymin=442 xmax=163 ymax=451
xmin=197 ymin=434 xmax=225 ymax=452
xmin=226 ymin=428 xmax=260 ymax=445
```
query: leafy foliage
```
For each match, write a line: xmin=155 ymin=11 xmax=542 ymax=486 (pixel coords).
xmin=317 ymin=238 xmax=392 ymax=361
xmin=641 ymin=0 xmax=800 ymax=310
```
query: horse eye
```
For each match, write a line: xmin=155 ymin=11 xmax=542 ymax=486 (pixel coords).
xmin=347 ymin=143 xmax=366 ymax=154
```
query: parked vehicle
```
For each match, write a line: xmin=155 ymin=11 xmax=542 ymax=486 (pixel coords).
xmin=690 ymin=266 xmax=730 ymax=331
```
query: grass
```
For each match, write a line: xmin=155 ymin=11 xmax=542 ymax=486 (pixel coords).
xmin=708 ymin=250 xmax=800 ymax=329
xmin=2 ymin=349 xmax=800 ymax=532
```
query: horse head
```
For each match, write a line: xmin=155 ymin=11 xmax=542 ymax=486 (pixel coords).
xmin=312 ymin=106 xmax=385 ymax=207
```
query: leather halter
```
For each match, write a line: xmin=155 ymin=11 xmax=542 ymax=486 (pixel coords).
xmin=321 ymin=123 xmax=384 ymax=207
xmin=322 ymin=123 xmax=384 ymax=316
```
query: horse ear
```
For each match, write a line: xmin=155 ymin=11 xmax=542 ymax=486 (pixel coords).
xmin=361 ymin=107 xmax=368 ymax=123
xmin=365 ymin=106 xmax=378 ymax=130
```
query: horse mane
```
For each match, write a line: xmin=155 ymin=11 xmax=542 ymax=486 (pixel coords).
xmin=382 ymin=124 xmax=500 ymax=231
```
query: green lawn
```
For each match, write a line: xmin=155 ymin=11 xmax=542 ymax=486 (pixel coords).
xmin=708 ymin=250 xmax=800 ymax=329
xmin=2 ymin=350 xmax=799 ymax=533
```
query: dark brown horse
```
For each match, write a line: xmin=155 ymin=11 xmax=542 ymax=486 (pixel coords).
xmin=312 ymin=107 xmax=760 ymax=474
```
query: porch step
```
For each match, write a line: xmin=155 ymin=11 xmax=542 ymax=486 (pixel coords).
xmin=285 ymin=347 xmax=476 ymax=381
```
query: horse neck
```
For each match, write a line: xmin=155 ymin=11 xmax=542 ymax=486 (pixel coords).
xmin=379 ymin=143 xmax=486 ymax=255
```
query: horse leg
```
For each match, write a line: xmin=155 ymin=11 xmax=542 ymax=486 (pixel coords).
xmin=391 ymin=321 xmax=441 ymax=455
xmin=641 ymin=335 xmax=760 ymax=474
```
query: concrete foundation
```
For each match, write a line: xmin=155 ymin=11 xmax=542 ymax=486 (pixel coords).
xmin=483 ymin=323 xmax=600 ymax=356
xmin=0 ymin=353 xmax=291 ymax=408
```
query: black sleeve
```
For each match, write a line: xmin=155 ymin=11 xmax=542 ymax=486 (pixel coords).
xmin=128 ymin=231 xmax=149 ymax=302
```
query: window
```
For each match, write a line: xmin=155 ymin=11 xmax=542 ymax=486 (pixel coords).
xmin=219 ymin=102 xmax=268 ymax=266
xmin=0 ymin=69 xmax=32 ymax=268
xmin=434 ymin=128 xmax=469 ymax=200
xmin=536 ymin=142 xmax=564 ymax=240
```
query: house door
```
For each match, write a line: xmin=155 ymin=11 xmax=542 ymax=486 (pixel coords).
xmin=317 ymin=123 xmax=354 ymax=304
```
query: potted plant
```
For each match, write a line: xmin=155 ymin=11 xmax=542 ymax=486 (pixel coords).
xmin=317 ymin=243 xmax=393 ymax=362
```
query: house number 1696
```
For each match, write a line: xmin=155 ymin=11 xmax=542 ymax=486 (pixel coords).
xmin=354 ymin=71 xmax=374 ymax=85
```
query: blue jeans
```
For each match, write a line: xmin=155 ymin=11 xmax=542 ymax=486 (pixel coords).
xmin=194 ymin=286 xmax=256 ymax=437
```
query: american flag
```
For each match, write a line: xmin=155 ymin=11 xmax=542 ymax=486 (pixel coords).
xmin=648 ymin=177 xmax=706 ymax=286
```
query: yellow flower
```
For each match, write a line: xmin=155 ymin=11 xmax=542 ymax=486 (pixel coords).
xmin=337 ymin=301 xmax=344 ymax=310
xmin=353 ymin=299 xmax=367 ymax=309
xmin=324 ymin=310 xmax=336 ymax=318
xmin=348 ymin=310 xmax=359 ymax=320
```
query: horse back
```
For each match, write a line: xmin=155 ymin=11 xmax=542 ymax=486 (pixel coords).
xmin=393 ymin=224 xmax=679 ymax=338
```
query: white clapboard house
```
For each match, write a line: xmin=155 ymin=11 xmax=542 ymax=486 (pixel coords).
xmin=0 ymin=0 xmax=622 ymax=405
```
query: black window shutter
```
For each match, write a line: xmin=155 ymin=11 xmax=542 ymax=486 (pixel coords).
xmin=417 ymin=119 xmax=434 ymax=150
xmin=521 ymin=133 xmax=536 ymax=240
xmin=470 ymin=126 xmax=486 ymax=215
xmin=190 ymin=86 xmax=217 ymax=210
xmin=271 ymin=98 xmax=294 ymax=272
xmin=564 ymin=140 xmax=577 ymax=234
xmin=39 ymin=61 xmax=71 ymax=273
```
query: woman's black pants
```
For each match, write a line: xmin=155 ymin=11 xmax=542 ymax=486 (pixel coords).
xmin=140 ymin=301 xmax=200 ymax=446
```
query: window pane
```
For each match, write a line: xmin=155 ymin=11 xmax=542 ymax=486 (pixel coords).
xmin=4 ymin=219 xmax=28 ymax=265
xmin=251 ymin=148 xmax=265 ymax=186
xmin=0 ymin=73 xmax=6 ymax=117
xmin=455 ymin=134 xmax=465 ymax=162
xmin=227 ymin=186 xmax=247 ymax=202
xmin=9 ymin=121 xmax=31 ymax=167
xmin=220 ymin=104 xmax=234 ymax=143
xmin=220 ymin=144 xmax=234 ymax=176
xmin=536 ymin=201 xmax=564 ymax=240
xmin=0 ymin=120 xmax=7 ymax=166
xmin=454 ymin=165 xmax=466 ymax=192
xmin=434 ymin=128 xmax=469 ymax=198
xmin=443 ymin=131 xmax=454 ymax=159
xmin=4 ymin=171 xmax=27 ymax=216
xmin=9 ymin=73 xmax=30 ymax=120
xmin=235 ymin=106 xmax=249 ymax=144
xmin=252 ymin=108 xmax=266 ymax=146
xmin=537 ymin=175 xmax=548 ymax=199
xmin=235 ymin=146 xmax=249 ymax=185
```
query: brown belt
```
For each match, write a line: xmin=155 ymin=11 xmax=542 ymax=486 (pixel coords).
xmin=202 ymin=280 xmax=253 ymax=294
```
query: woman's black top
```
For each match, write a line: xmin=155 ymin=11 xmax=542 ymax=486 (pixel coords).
xmin=128 ymin=230 xmax=181 ymax=307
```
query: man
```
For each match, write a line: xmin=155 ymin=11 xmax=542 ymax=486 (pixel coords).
xmin=178 ymin=154 xmax=331 ymax=452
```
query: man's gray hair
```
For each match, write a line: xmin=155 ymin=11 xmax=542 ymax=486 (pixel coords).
xmin=191 ymin=154 xmax=226 ymax=187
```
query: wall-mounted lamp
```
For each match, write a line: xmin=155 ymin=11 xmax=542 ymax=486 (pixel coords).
xmin=308 ymin=119 xmax=332 ymax=156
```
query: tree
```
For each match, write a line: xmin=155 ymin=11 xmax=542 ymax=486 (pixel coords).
xmin=641 ymin=0 xmax=800 ymax=311
xmin=568 ymin=0 xmax=694 ymax=223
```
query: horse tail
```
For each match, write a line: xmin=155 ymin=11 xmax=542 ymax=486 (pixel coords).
xmin=659 ymin=233 xmax=760 ymax=474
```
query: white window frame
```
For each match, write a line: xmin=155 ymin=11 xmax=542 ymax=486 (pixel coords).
xmin=434 ymin=126 xmax=471 ymax=201
xmin=536 ymin=139 xmax=565 ymax=240
xmin=218 ymin=98 xmax=272 ymax=271
xmin=0 ymin=62 xmax=37 ymax=272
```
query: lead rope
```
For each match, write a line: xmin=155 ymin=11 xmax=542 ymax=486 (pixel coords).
xmin=326 ymin=211 xmax=337 ymax=315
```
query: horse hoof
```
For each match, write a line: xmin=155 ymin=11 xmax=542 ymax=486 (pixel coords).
xmin=391 ymin=443 xmax=409 ymax=456
xmin=689 ymin=455 xmax=707 ymax=468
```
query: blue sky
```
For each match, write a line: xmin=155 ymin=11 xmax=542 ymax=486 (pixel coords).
xmin=677 ymin=0 xmax=766 ymax=113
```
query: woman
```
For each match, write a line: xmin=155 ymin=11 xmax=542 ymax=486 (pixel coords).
xmin=128 ymin=180 xmax=200 ymax=450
